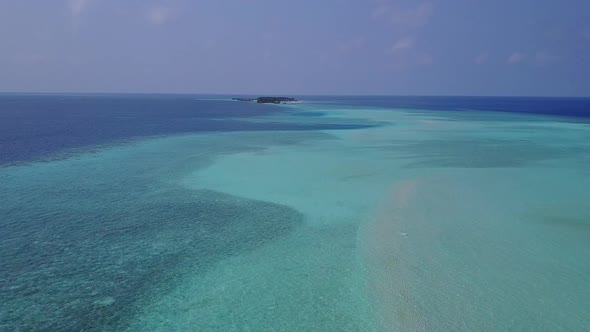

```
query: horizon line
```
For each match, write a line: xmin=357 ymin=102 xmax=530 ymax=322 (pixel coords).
xmin=1 ymin=91 xmax=589 ymax=99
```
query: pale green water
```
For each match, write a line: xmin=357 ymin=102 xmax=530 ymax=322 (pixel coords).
xmin=2 ymin=103 xmax=590 ymax=330
xmin=133 ymin=105 xmax=590 ymax=330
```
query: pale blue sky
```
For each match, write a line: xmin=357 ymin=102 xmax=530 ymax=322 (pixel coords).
xmin=1 ymin=0 xmax=589 ymax=96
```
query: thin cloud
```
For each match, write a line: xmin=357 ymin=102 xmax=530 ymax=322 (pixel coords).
xmin=507 ymin=52 xmax=525 ymax=64
xmin=391 ymin=2 xmax=434 ymax=29
xmin=534 ymin=50 xmax=559 ymax=65
xmin=372 ymin=1 xmax=434 ymax=30
xmin=371 ymin=5 xmax=390 ymax=20
xmin=68 ymin=0 xmax=91 ymax=17
xmin=338 ymin=37 xmax=366 ymax=53
xmin=474 ymin=52 xmax=489 ymax=64
xmin=417 ymin=53 xmax=434 ymax=65
xmin=388 ymin=36 xmax=415 ymax=53
xmin=385 ymin=38 xmax=432 ymax=69
xmin=374 ymin=1 xmax=434 ymax=68
xmin=146 ymin=6 xmax=173 ymax=25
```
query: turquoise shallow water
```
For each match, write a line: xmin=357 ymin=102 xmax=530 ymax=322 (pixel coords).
xmin=1 ymin=97 xmax=590 ymax=330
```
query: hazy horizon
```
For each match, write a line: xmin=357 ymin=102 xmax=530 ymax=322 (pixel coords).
xmin=2 ymin=91 xmax=589 ymax=98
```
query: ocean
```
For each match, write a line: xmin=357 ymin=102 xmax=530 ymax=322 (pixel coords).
xmin=1 ymin=94 xmax=589 ymax=331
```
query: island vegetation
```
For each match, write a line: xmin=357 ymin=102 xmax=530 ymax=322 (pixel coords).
xmin=232 ymin=96 xmax=298 ymax=104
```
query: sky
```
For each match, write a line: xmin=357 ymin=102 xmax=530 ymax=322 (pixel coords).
xmin=0 ymin=0 xmax=589 ymax=96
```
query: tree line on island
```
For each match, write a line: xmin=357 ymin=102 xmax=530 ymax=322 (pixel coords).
xmin=232 ymin=97 xmax=298 ymax=104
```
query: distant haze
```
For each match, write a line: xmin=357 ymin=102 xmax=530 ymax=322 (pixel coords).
xmin=1 ymin=0 xmax=589 ymax=96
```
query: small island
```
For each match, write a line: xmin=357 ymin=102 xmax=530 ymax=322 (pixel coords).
xmin=256 ymin=96 xmax=298 ymax=104
xmin=232 ymin=96 xmax=299 ymax=104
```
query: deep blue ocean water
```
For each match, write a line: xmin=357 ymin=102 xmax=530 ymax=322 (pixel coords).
xmin=2 ymin=94 xmax=589 ymax=167
xmin=0 ymin=94 xmax=369 ymax=166
xmin=1 ymin=94 xmax=589 ymax=331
